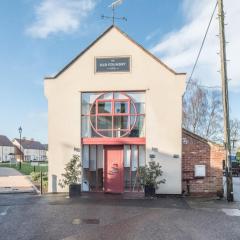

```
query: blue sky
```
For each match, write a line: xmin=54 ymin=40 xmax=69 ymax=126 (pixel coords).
xmin=0 ymin=0 xmax=239 ymax=143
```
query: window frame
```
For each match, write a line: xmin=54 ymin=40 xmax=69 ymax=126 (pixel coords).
xmin=82 ymin=92 xmax=145 ymax=138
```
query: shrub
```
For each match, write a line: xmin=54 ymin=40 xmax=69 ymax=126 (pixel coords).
xmin=59 ymin=155 xmax=81 ymax=188
xmin=30 ymin=172 xmax=48 ymax=182
xmin=31 ymin=172 xmax=41 ymax=182
xmin=139 ymin=160 xmax=166 ymax=189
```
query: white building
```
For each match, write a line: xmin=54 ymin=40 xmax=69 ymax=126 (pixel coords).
xmin=12 ymin=138 xmax=47 ymax=162
xmin=0 ymin=135 xmax=15 ymax=162
xmin=44 ymin=25 xmax=186 ymax=194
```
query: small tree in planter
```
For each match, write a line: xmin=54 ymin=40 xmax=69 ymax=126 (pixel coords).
xmin=139 ymin=160 xmax=165 ymax=197
xmin=59 ymin=154 xmax=81 ymax=198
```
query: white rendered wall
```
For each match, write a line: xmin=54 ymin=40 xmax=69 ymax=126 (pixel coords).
xmin=44 ymin=27 xmax=186 ymax=193
xmin=24 ymin=149 xmax=47 ymax=161
xmin=0 ymin=146 xmax=15 ymax=162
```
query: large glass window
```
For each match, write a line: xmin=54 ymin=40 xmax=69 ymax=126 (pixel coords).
xmin=115 ymin=101 xmax=128 ymax=114
xmin=82 ymin=145 xmax=103 ymax=192
xmin=97 ymin=116 xmax=112 ymax=130
xmin=114 ymin=116 xmax=129 ymax=130
xmin=98 ymin=101 xmax=112 ymax=114
xmin=124 ymin=145 xmax=146 ymax=192
xmin=82 ymin=144 xmax=145 ymax=192
xmin=81 ymin=92 xmax=145 ymax=138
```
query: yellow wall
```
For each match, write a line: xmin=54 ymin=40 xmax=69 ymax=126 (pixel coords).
xmin=44 ymin=27 xmax=186 ymax=194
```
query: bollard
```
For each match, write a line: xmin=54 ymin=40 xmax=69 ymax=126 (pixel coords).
xmin=40 ymin=171 xmax=43 ymax=195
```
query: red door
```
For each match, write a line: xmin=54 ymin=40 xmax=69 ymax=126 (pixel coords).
xmin=104 ymin=146 xmax=124 ymax=193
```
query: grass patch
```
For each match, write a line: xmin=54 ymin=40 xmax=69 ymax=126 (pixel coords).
xmin=0 ymin=162 xmax=48 ymax=175
xmin=0 ymin=162 xmax=48 ymax=193
xmin=31 ymin=171 xmax=48 ymax=193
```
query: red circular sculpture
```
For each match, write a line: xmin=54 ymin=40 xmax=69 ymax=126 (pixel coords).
xmin=89 ymin=92 xmax=137 ymax=138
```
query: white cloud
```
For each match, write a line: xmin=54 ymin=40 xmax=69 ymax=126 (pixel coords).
xmin=145 ymin=28 xmax=161 ymax=42
xmin=150 ymin=0 xmax=240 ymax=91
xmin=26 ymin=0 xmax=97 ymax=38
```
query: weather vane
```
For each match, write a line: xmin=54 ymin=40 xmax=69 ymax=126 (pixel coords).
xmin=101 ymin=0 xmax=127 ymax=25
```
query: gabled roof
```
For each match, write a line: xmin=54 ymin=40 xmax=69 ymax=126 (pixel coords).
xmin=45 ymin=25 xmax=186 ymax=79
xmin=0 ymin=135 xmax=14 ymax=147
xmin=14 ymin=138 xmax=46 ymax=150
xmin=182 ymin=128 xmax=208 ymax=144
xmin=182 ymin=128 xmax=223 ymax=147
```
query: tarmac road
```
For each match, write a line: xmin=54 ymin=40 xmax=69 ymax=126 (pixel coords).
xmin=0 ymin=193 xmax=240 ymax=240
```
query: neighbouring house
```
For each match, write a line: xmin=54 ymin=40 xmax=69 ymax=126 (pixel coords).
xmin=12 ymin=138 xmax=47 ymax=162
xmin=182 ymin=129 xmax=225 ymax=196
xmin=0 ymin=135 xmax=15 ymax=162
xmin=44 ymin=25 xmax=186 ymax=193
xmin=43 ymin=144 xmax=48 ymax=161
xmin=231 ymin=144 xmax=239 ymax=163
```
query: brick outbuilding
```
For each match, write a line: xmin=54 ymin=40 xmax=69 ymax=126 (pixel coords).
xmin=182 ymin=129 xmax=225 ymax=196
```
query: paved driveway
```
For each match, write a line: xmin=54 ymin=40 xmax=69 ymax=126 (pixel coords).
xmin=0 ymin=193 xmax=239 ymax=240
xmin=0 ymin=167 xmax=36 ymax=193
xmin=233 ymin=177 xmax=240 ymax=202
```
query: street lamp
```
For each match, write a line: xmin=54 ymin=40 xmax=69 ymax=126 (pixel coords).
xmin=18 ymin=126 xmax=22 ymax=169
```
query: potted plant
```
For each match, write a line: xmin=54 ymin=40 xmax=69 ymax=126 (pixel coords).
xmin=59 ymin=154 xmax=81 ymax=198
xmin=139 ymin=160 xmax=165 ymax=197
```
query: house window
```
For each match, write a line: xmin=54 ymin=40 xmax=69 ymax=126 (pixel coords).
xmin=98 ymin=101 xmax=112 ymax=114
xmin=82 ymin=145 xmax=103 ymax=191
xmin=25 ymin=155 xmax=31 ymax=161
xmin=124 ymin=145 xmax=146 ymax=192
xmin=81 ymin=92 xmax=145 ymax=138
xmin=82 ymin=144 xmax=145 ymax=192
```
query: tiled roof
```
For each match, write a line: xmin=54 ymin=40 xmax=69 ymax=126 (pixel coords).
xmin=0 ymin=135 xmax=14 ymax=146
xmin=14 ymin=138 xmax=46 ymax=150
xmin=182 ymin=128 xmax=208 ymax=144
xmin=182 ymin=128 xmax=223 ymax=146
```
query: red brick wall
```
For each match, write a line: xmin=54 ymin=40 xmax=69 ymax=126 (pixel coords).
xmin=210 ymin=144 xmax=225 ymax=193
xmin=182 ymin=129 xmax=225 ymax=196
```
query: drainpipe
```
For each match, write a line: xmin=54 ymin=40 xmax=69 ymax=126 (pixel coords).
xmin=186 ymin=180 xmax=190 ymax=195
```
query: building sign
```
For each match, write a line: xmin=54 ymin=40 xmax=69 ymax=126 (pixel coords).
xmin=96 ymin=57 xmax=130 ymax=73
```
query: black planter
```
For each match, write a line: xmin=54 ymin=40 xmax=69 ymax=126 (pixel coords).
xmin=144 ymin=185 xmax=155 ymax=197
xmin=69 ymin=184 xmax=81 ymax=198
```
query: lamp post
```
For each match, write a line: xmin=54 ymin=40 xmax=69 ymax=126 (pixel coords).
xmin=18 ymin=126 xmax=22 ymax=169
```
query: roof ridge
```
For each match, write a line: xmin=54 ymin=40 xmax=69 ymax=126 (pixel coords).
xmin=0 ymin=135 xmax=14 ymax=146
xmin=13 ymin=138 xmax=46 ymax=150
xmin=182 ymin=128 xmax=223 ymax=146
xmin=113 ymin=25 xmax=186 ymax=75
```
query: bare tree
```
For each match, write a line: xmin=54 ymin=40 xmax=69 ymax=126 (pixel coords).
xmin=203 ymin=90 xmax=223 ymax=141
xmin=183 ymin=80 xmax=223 ymax=142
xmin=230 ymin=119 xmax=240 ymax=148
